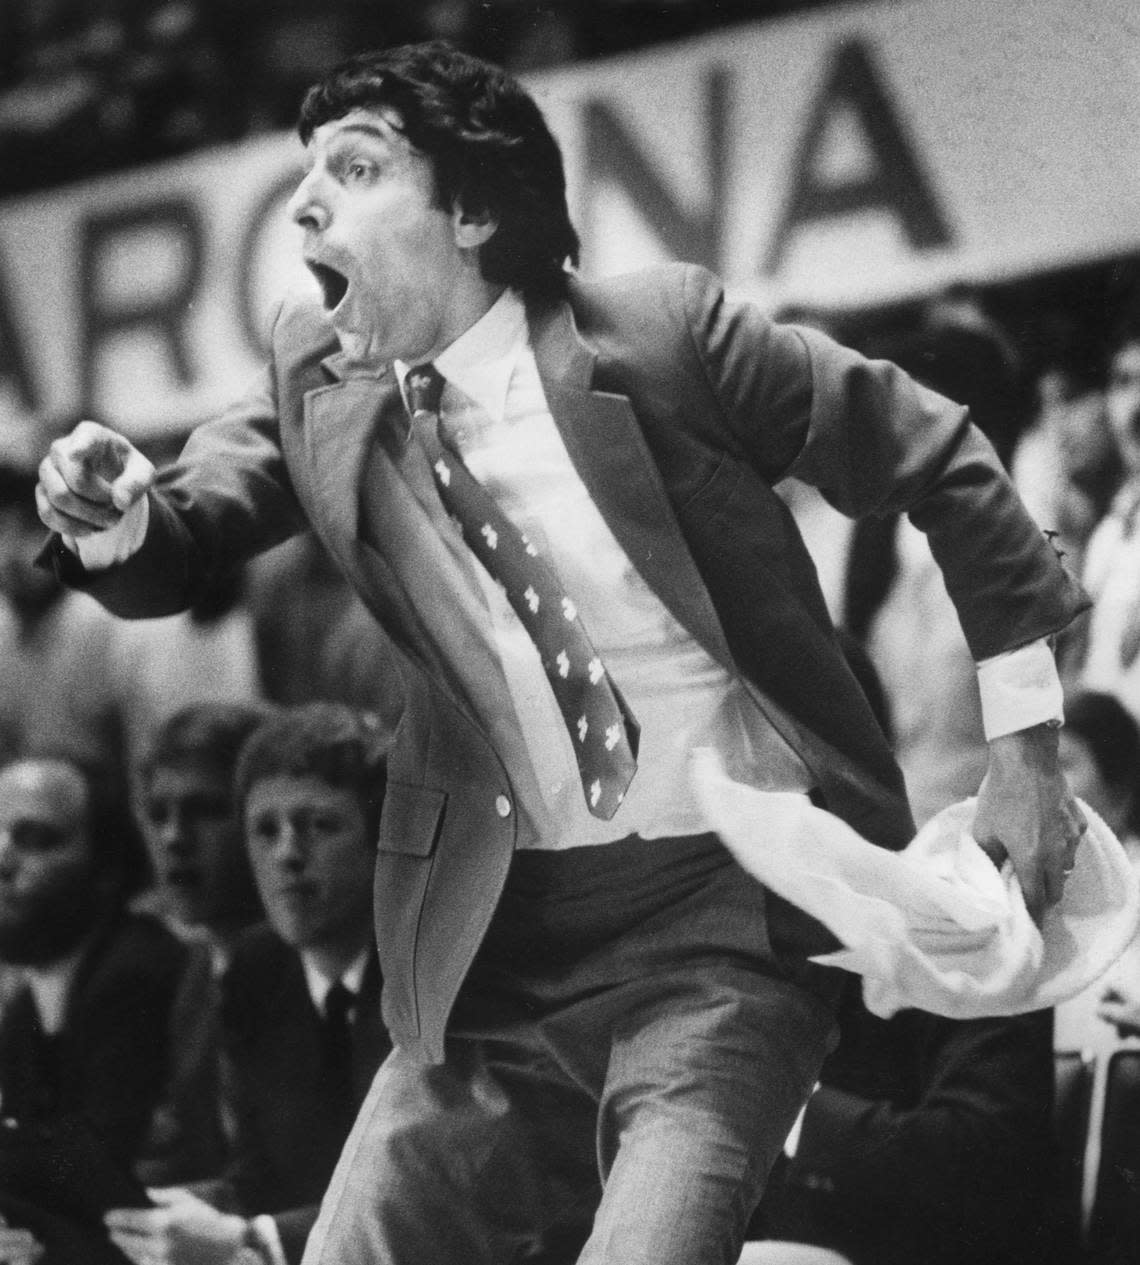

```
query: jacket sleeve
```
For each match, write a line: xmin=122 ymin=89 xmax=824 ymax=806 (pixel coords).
xmin=680 ymin=264 xmax=1088 ymax=660
xmin=47 ymin=323 xmax=308 ymax=621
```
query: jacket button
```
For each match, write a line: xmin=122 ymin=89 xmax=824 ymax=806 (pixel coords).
xmin=495 ymin=794 xmax=511 ymax=818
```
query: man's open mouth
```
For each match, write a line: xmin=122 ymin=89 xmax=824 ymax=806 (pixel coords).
xmin=309 ymin=262 xmax=349 ymax=311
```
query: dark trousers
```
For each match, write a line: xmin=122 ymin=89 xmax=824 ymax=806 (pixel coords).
xmin=303 ymin=834 xmax=840 ymax=1265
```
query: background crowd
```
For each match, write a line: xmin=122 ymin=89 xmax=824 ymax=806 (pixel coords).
xmin=2 ymin=3 xmax=1140 ymax=1265
xmin=0 ymin=0 xmax=857 ymax=195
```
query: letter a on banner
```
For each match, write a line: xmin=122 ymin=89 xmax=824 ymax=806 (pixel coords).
xmin=763 ymin=38 xmax=953 ymax=276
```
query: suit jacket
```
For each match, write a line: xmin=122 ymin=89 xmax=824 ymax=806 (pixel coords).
xmin=0 ymin=911 xmax=188 ymax=1169
xmin=751 ymin=984 xmax=1056 ymax=1265
xmin=63 ymin=263 xmax=1088 ymax=1062
xmin=219 ymin=926 xmax=390 ymax=1264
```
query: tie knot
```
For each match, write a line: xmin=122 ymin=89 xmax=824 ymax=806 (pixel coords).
xmin=406 ymin=364 xmax=445 ymax=421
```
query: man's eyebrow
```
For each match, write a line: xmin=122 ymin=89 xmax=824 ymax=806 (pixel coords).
xmin=301 ymin=117 xmax=408 ymax=172
xmin=331 ymin=121 xmax=400 ymax=148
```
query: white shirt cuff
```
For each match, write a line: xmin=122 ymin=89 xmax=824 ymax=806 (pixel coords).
xmin=976 ymin=638 xmax=1063 ymax=740
xmin=250 ymin=1215 xmax=288 ymax=1265
xmin=65 ymin=497 xmax=149 ymax=569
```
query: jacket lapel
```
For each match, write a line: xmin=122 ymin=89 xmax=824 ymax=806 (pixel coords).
xmin=530 ymin=300 xmax=735 ymax=672
xmin=300 ymin=348 xmax=504 ymax=714
xmin=302 ymin=350 xmax=400 ymax=548
xmin=301 ymin=306 xmax=735 ymax=676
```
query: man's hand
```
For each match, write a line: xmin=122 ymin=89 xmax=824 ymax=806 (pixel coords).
xmin=972 ymin=721 xmax=1087 ymax=925
xmin=35 ymin=420 xmax=154 ymax=539
xmin=0 ymin=1213 xmax=44 ymax=1265
xmin=1097 ymin=986 xmax=1140 ymax=1038
xmin=104 ymin=1188 xmax=248 ymax=1265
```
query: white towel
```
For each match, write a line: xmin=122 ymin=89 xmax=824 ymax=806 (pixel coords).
xmin=692 ymin=749 xmax=1140 ymax=1018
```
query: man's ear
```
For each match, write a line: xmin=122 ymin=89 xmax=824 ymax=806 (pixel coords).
xmin=452 ymin=203 xmax=498 ymax=249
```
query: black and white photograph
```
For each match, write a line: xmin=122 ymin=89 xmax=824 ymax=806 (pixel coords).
xmin=0 ymin=3 xmax=1138 ymax=1262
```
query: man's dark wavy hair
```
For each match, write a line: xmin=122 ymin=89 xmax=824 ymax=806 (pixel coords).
xmin=297 ymin=41 xmax=579 ymax=301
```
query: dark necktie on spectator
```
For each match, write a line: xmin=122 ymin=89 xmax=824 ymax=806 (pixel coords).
xmin=406 ymin=363 xmax=639 ymax=820
xmin=1119 ymin=493 xmax=1140 ymax=667
xmin=320 ymin=981 xmax=355 ymax=1131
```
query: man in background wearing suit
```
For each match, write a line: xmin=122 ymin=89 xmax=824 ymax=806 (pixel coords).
xmin=0 ymin=753 xmax=187 ymax=1264
xmin=0 ymin=753 xmax=184 ymax=1170
xmin=106 ymin=703 xmax=391 ymax=1265
xmin=38 ymin=41 xmax=1089 ymax=1265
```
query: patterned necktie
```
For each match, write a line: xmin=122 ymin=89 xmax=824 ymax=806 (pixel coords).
xmin=406 ymin=363 xmax=639 ymax=820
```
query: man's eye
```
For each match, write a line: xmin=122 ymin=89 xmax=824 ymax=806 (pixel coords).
xmin=145 ymin=802 xmax=169 ymax=827
xmin=250 ymin=819 xmax=279 ymax=844
xmin=346 ymin=160 xmax=376 ymax=183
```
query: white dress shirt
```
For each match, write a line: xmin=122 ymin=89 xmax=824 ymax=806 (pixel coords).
xmin=74 ymin=290 xmax=1062 ymax=849
xmin=395 ymin=290 xmax=1061 ymax=847
xmin=400 ymin=290 xmax=814 ymax=848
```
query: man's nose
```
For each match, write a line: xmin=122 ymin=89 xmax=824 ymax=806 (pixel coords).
xmin=288 ymin=170 xmax=330 ymax=232
xmin=273 ymin=821 xmax=307 ymax=870
xmin=157 ymin=808 xmax=194 ymax=852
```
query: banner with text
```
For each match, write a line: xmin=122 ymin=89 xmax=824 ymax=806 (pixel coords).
xmin=0 ymin=0 xmax=1136 ymax=438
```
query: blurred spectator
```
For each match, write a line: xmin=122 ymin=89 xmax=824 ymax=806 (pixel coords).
xmin=137 ymin=702 xmax=271 ymax=956
xmin=132 ymin=702 xmax=274 ymax=1187
xmin=106 ymin=702 xmax=392 ymax=1265
xmin=1011 ymin=365 xmax=1120 ymax=593
xmin=0 ymin=0 xmax=858 ymax=193
xmin=477 ymin=1 xmax=584 ymax=71
xmin=1059 ymin=689 xmax=1140 ymax=842
xmin=0 ymin=403 xmax=261 ymax=806
xmin=1053 ymin=690 xmax=1140 ymax=1056
xmin=746 ymin=617 xmax=1055 ymax=1265
xmin=748 ymin=978 xmax=1056 ymax=1265
xmin=1045 ymin=691 xmax=1140 ymax=1265
xmin=0 ymin=412 xmax=131 ymax=801
xmin=0 ymin=752 xmax=185 ymax=1169
xmin=879 ymin=285 xmax=1028 ymax=468
xmin=841 ymin=294 xmax=1029 ymax=824
xmin=247 ymin=534 xmax=404 ymax=730
xmin=111 ymin=566 xmax=264 ymax=807
xmin=0 ymin=1212 xmax=42 ymax=1265
xmin=1077 ymin=307 xmax=1140 ymax=724
xmin=0 ymin=0 xmax=241 ymax=194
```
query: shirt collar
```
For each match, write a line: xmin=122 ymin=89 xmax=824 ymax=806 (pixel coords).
xmin=24 ymin=940 xmax=87 ymax=1035
xmin=301 ymin=947 xmax=370 ymax=1013
xmin=396 ymin=288 xmax=527 ymax=426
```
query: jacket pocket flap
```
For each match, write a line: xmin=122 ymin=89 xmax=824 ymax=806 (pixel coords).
xmin=377 ymin=782 xmax=446 ymax=857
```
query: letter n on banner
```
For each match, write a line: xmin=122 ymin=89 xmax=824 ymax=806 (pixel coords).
xmin=583 ymin=67 xmax=730 ymax=271
xmin=763 ymin=38 xmax=953 ymax=277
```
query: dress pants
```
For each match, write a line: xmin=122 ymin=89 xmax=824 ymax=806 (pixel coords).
xmin=302 ymin=833 xmax=840 ymax=1265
